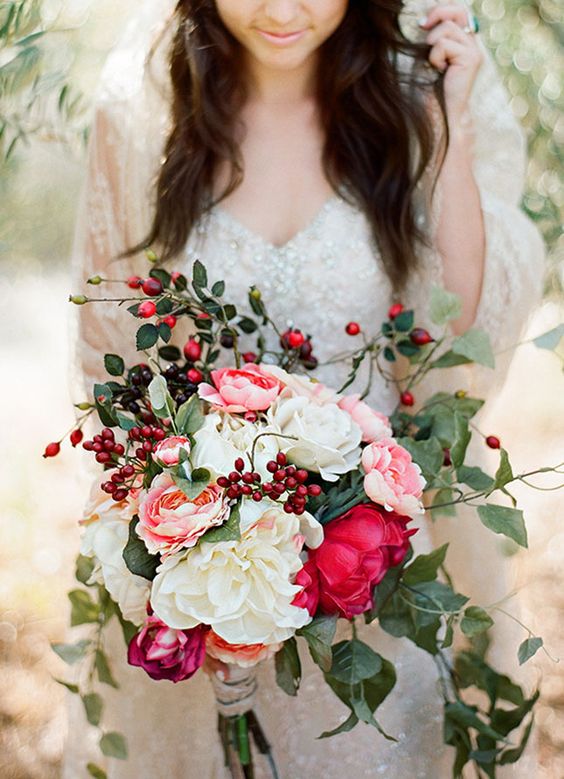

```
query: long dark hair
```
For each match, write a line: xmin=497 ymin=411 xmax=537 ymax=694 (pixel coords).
xmin=124 ymin=0 xmax=449 ymax=291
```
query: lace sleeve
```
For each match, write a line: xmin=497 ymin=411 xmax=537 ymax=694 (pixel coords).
xmin=406 ymin=38 xmax=546 ymax=399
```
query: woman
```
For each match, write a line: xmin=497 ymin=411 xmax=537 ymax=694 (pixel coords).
xmin=67 ymin=1 xmax=545 ymax=776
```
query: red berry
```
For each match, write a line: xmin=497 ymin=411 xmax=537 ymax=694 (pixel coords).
xmin=295 ymin=484 xmax=308 ymax=497
xmin=285 ymin=477 xmax=298 ymax=490
xmin=235 ymin=458 xmax=245 ymax=472
xmin=273 ymin=483 xmax=286 ymax=495
xmin=388 ymin=303 xmax=404 ymax=320
xmin=102 ymin=428 xmax=114 ymax=440
xmin=82 ymin=440 xmax=94 ymax=451
xmin=114 ymin=444 xmax=125 ymax=456
xmin=262 ymin=483 xmax=274 ymax=493
xmin=111 ymin=473 xmax=125 ymax=484
xmin=142 ymin=277 xmax=163 ymax=297
xmin=283 ymin=503 xmax=294 ymax=514
xmin=43 ymin=442 xmax=61 ymax=458
xmin=240 ymin=485 xmax=253 ymax=496
xmin=299 ymin=339 xmax=313 ymax=359
xmin=122 ymin=465 xmax=135 ymax=477
xmin=96 ymin=452 xmax=111 ymax=464
xmin=70 ymin=429 xmax=83 ymax=447
xmin=486 ymin=436 xmax=501 ymax=450
xmin=102 ymin=481 xmax=116 ymax=494
xmin=229 ymin=471 xmax=241 ymax=483
xmin=345 ymin=322 xmax=361 ymax=336
xmin=129 ymin=427 xmax=141 ymax=441
xmin=276 ymin=453 xmax=287 ymax=466
xmin=127 ymin=275 xmax=143 ymax=289
xmin=142 ymin=440 xmax=153 ymax=452
xmin=183 ymin=339 xmax=202 ymax=362
xmin=141 ymin=426 xmax=152 ymax=438
xmin=162 ymin=315 xmax=177 ymax=329
xmin=252 ymin=473 xmax=261 ymax=483
xmin=113 ymin=488 xmax=128 ymax=502
xmin=217 ymin=476 xmax=230 ymax=488
xmin=153 ymin=428 xmax=166 ymax=441
xmin=252 ymin=492 xmax=263 ymax=502
xmin=136 ymin=448 xmax=147 ymax=461
xmin=266 ymin=461 xmax=278 ymax=473
xmin=187 ymin=368 xmax=204 ymax=384
xmin=410 ymin=328 xmax=434 ymax=346
xmin=288 ymin=330 xmax=305 ymax=349
xmin=138 ymin=301 xmax=157 ymax=319
xmin=227 ymin=486 xmax=240 ymax=500
xmin=242 ymin=352 xmax=258 ymax=364
xmin=400 ymin=391 xmax=415 ymax=407
xmin=273 ymin=469 xmax=286 ymax=482
xmin=295 ymin=469 xmax=308 ymax=484
xmin=294 ymin=505 xmax=305 ymax=516
xmin=307 ymin=484 xmax=322 ymax=497
xmin=92 ymin=442 xmax=103 ymax=453
xmin=244 ymin=411 xmax=258 ymax=423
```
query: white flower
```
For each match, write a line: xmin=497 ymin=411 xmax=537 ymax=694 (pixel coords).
xmin=150 ymin=498 xmax=323 ymax=645
xmin=267 ymin=396 xmax=362 ymax=481
xmin=261 ymin=365 xmax=340 ymax=405
xmin=80 ymin=476 xmax=150 ymax=625
xmin=190 ymin=412 xmax=283 ymax=479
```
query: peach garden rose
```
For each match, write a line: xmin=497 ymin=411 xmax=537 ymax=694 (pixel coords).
xmin=198 ymin=363 xmax=282 ymax=413
xmin=361 ymin=438 xmax=426 ymax=519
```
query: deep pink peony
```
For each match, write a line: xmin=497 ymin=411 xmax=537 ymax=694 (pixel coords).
xmin=298 ymin=503 xmax=416 ymax=619
xmin=127 ymin=616 xmax=207 ymax=682
xmin=197 ymin=363 xmax=282 ymax=413
xmin=291 ymin=559 xmax=320 ymax=616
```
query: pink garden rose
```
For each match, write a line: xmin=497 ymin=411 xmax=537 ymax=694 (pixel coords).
xmin=205 ymin=630 xmax=281 ymax=669
xmin=361 ymin=438 xmax=425 ymax=518
xmin=128 ymin=615 xmax=206 ymax=682
xmin=297 ymin=503 xmax=415 ymax=619
xmin=338 ymin=394 xmax=392 ymax=443
xmin=198 ymin=363 xmax=282 ymax=413
xmin=137 ymin=473 xmax=229 ymax=556
xmin=152 ymin=435 xmax=191 ymax=467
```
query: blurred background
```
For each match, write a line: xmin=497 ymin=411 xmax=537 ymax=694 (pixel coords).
xmin=0 ymin=0 xmax=562 ymax=777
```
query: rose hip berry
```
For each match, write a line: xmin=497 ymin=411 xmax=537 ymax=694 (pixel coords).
xmin=486 ymin=435 xmax=501 ymax=450
xmin=142 ymin=277 xmax=163 ymax=297
xmin=388 ymin=303 xmax=404 ymax=320
xmin=127 ymin=275 xmax=143 ymax=289
xmin=242 ymin=352 xmax=258 ymax=364
xmin=183 ymin=339 xmax=202 ymax=362
xmin=138 ymin=301 xmax=157 ymax=318
xmin=162 ymin=315 xmax=177 ymax=329
xmin=345 ymin=322 xmax=361 ymax=336
xmin=70 ymin=429 xmax=84 ymax=447
xmin=187 ymin=368 xmax=203 ymax=384
xmin=400 ymin=391 xmax=415 ymax=407
xmin=43 ymin=442 xmax=61 ymax=458
xmin=410 ymin=328 xmax=433 ymax=346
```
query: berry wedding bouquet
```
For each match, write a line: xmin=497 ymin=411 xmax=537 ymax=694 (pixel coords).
xmin=49 ymin=258 xmax=562 ymax=779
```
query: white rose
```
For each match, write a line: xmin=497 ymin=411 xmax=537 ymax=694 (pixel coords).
xmin=261 ymin=365 xmax=340 ymax=405
xmin=150 ymin=498 xmax=323 ymax=645
xmin=191 ymin=412 xmax=284 ymax=479
xmin=80 ymin=476 xmax=150 ymax=625
xmin=267 ymin=396 xmax=362 ymax=481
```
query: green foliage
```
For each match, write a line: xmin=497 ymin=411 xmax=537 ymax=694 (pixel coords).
xmin=200 ymin=502 xmax=241 ymax=543
xmin=275 ymin=637 xmax=301 ymax=696
xmin=122 ymin=517 xmax=160 ymax=580
xmin=99 ymin=732 xmax=128 ymax=760
xmin=477 ymin=504 xmax=528 ymax=547
xmin=518 ymin=636 xmax=543 ymax=665
xmin=297 ymin=615 xmax=338 ymax=673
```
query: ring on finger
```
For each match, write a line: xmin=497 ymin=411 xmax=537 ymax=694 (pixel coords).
xmin=462 ymin=9 xmax=480 ymax=34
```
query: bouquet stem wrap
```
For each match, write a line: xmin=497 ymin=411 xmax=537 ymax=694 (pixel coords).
xmin=213 ymin=666 xmax=279 ymax=779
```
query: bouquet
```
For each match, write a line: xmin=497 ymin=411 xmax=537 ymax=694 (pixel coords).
xmin=48 ymin=257 xmax=563 ymax=779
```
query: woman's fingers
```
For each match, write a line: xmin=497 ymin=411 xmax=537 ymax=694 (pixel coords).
xmin=425 ymin=19 xmax=471 ymax=46
xmin=419 ymin=3 xmax=472 ymax=31
xmin=202 ymin=654 xmax=231 ymax=680
xmin=427 ymin=37 xmax=467 ymax=72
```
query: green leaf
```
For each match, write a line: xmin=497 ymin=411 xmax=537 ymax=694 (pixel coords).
xmin=498 ymin=717 xmax=535 ymax=765
xmin=275 ymin=637 xmax=301 ymax=696
xmin=201 ymin=503 xmax=241 ymax=543
xmin=396 ymin=340 xmax=419 ymax=357
xmin=477 ymin=505 xmax=528 ymax=548
xmin=396 ymin=436 xmax=443 ymax=480
xmin=75 ymin=555 xmax=96 ymax=585
xmin=491 ymin=449 xmax=514 ymax=492
xmin=429 ymin=286 xmax=462 ymax=326
xmin=452 ymin=329 xmax=495 ymax=369
xmin=136 ymin=324 xmax=159 ymax=351
xmin=159 ymin=345 xmax=182 ymax=362
xmin=430 ymin=488 xmax=457 ymax=518
xmin=104 ymin=354 xmax=124 ymax=376
xmin=518 ymin=637 xmax=543 ymax=665
xmin=148 ymin=374 xmax=175 ymax=420
xmin=100 ymin=731 xmax=128 ymax=760
xmin=122 ymin=517 xmax=160 ymax=580
xmin=450 ymin=412 xmax=471 ymax=469
xmin=51 ymin=639 xmax=91 ymax=665
xmin=318 ymin=712 xmax=359 ymax=739
xmin=192 ymin=260 xmax=208 ymax=289
xmin=211 ymin=280 xmax=226 ymax=297
xmin=55 ymin=678 xmax=80 ymax=694
xmin=393 ymin=310 xmax=414 ymax=332
xmin=460 ymin=606 xmax=494 ymax=637
xmin=383 ymin=346 xmax=396 ymax=362
xmin=445 ymin=701 xmax=507 ymax=742
xmin=115 ymin=412 xmax=137 ymax=431
xmin=87 ymin=764 xmax=107 ymax=779
xmin=432 ymin=350 xmax=472 ymax=369
xmin=328 ymin=640 xmax=382 ymax=685
xmin=158 ymin=322 xmax=172 ymax=343
xmin=172 ymin=470 xmax=210 ymax=502
xmin=82 ymin=692 xmax=103 ymax=726
xmin=297 ymin=615 xmax=337 ymax=673
xmin=155 ymin=298 xmax=174 ymax=316
xmin=150 ymin=268 xmax=171 ymax=289
xmin=68 ymin=589 xmax=99 ymax=626
xmin=95 ymin=649 xmax=119 ymax=689
xmin=456 ymin=466 xmax=494 ymax=492
xmin=532 ymin=324 xmax=564 ymax=351
xmin=237 ymin=317 xmax=258 ymax=335
xmin=403 ymin=544 xmax=448 ymax=585
xmin=409 ymin=580 xmax=469 ymax=614
xmin=176 ymin=395 xmax=205 ymax=435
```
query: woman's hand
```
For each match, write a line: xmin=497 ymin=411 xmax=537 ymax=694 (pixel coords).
xmin=419 ymin=3 xmax=484 ymax=127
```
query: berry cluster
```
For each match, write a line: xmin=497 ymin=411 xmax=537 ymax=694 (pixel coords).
xmin=100 ymin=463 xmax=137 ymax=501
xmin=127 ymin=424 xmax=166 ymax=462
xmin=83 ymin=427 xmax=125 ymax=464
xmin=216 ymin=453 xmax=322 ymax=515
xmin=280 ymin=328 xmax=317 ymax=370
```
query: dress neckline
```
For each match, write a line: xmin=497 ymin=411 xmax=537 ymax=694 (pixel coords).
xmin=210 ymin=193 xmax=347 ymax=251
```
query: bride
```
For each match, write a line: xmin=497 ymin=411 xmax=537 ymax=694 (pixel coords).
xmin=66 ymin=1 xmax=545 ymax=776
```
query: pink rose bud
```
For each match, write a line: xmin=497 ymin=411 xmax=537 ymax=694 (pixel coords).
xmin=128 ymin=617 xmax=207 ymax=682
xmin=152 ymin=435 xmax=192 ymax=467
xmin=197 ymin=364 xmax=282 ymax=414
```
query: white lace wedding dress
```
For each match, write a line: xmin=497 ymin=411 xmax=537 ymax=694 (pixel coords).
xmin=63 ymin=3 xmax=545 ymax=777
